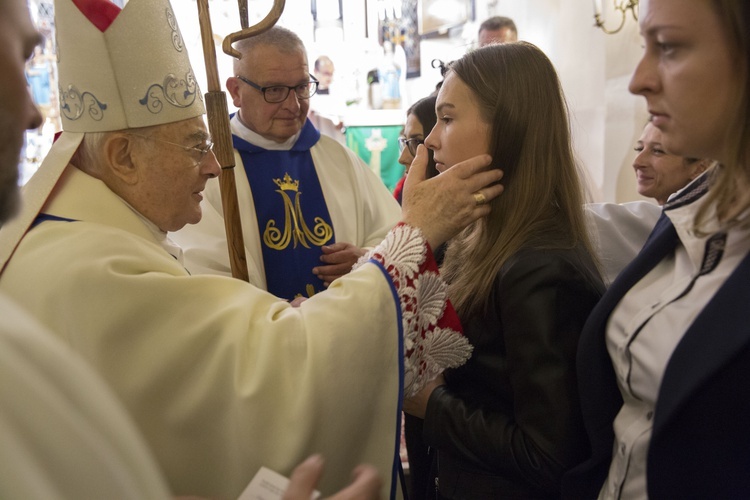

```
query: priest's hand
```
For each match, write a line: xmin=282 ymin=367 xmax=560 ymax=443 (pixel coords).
xmin=403 ymin=373 xmax=446 ymax=419
xmin=313 ymin=242 xmax=367 ymax=286
xmin=401 ymin=145 xmax=503 ymax=249
xmin=283 ymin=454 xmax=382 ymax=500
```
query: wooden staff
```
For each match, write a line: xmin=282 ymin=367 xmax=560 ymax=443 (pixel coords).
xmin=195 ymin=0 xmax=285 ymax=281
xmin=238 ymin=0 xmax=248 ymax=29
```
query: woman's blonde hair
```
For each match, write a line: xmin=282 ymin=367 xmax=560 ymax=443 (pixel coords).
xmin=440 ymin=42 xmax=596 ymax=317
xmin=694 ymin=0 xmax=750 ymax=231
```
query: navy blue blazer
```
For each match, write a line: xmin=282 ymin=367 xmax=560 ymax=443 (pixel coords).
xmin=563 ymin=181 xmax=750 ymax=499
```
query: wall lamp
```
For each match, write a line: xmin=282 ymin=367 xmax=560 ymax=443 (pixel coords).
xmin=593 ymin=0 xmax=639 ymax=34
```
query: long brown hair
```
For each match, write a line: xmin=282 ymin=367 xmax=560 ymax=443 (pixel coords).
xmin=440 ymin=42 xmax=596 ymax=317
xmin=695 ymin=0 xmax=750 ymax=231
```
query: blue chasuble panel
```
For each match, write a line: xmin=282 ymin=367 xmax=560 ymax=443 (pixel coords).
xmin=234 ymin=121 xmax=335 ymax=300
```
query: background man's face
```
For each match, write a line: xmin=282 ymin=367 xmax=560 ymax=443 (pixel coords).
xmin=478 ymin=27 xmax=516 ymax=47
xmin=315 ymin=60 xmax=334 ymax=90
xmin=0 ymin=0 xmax=43 ymax=224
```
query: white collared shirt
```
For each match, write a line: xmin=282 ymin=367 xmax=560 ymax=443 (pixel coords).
xmin=599 ymin=178 xmax=750 ymax=499
xmin=230 ymin=114 xmax=301 ymax=151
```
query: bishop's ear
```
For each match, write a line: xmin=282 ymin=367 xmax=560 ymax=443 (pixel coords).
xmin=104 ymin=133 xmax=140 ymax=185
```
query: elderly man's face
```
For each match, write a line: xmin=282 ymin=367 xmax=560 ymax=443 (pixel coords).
xmin=126 ymin=116 xmax=220 ymax=232
xmin=0 ymin=0 xmax=43 ymax=224
xmin=228 ymin=44 xmax=310 ymax=143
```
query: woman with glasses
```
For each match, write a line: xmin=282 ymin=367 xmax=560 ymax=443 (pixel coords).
xmin=403 ymin=42 xmax=605 ymax=498
xmin=393 ymin=96 xmax=439 ymax=205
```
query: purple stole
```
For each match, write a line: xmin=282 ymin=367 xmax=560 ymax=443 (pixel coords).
xmin=234 ymin=120 xmax=335 ymax=300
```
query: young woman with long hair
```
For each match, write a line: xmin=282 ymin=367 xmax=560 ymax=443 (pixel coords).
xmin=404 ymin=41 xmax=604 ymax=499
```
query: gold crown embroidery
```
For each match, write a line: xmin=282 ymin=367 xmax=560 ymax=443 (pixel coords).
xmin=264 ymin=172 xmax=333 ymax=250
xmin=273 ymin=173 xmax=300 ymax=192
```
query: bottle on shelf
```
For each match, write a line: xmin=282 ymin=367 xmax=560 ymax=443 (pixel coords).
xmin=377 ymin=40 xmax=401 ymax=110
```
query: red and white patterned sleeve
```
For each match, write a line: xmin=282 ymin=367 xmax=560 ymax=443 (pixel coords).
xmin=354 ymin=223 xmax=473 ymax=397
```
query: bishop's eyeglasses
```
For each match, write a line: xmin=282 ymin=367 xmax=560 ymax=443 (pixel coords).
xmin=235 ymin=74 xmax=319 ymax=103
xmin=126 ymin=133 xmax=214 ymax=166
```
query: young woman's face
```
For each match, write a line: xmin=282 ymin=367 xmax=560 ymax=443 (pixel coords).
xmin=629 ymin=0 xmax=741 ymax=162
xmin=424 ymin=72 xmax=491 ymax=173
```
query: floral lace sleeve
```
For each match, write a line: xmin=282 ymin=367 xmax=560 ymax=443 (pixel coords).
xmin=353 ymin=223 xmax=473 ymax=397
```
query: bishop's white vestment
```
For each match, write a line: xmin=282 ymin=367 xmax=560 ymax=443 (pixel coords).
xmin=0 ymin=164 xmax=470 ymax=498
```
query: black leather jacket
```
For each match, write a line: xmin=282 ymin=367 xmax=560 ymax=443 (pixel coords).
xmin=423 ymin=247 xmax=604 ymax=499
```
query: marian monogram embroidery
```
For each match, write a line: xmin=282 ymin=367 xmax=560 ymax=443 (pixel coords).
xmin=263 ymin=173 xmax=333 ymax=250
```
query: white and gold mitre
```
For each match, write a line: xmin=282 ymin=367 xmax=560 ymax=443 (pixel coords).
xmin=56 ymin=0 xmax=204 ymax=132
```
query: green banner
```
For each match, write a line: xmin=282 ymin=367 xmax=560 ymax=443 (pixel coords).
xmin=345 ymin=125 xmax=405 ymax=192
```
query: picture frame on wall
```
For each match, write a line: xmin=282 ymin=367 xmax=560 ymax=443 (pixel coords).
xmin=418 ymin=0 xmax=474 ymax=36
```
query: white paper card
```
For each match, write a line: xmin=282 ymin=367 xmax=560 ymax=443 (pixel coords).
xmin=237 ymin=466 xmax=321 ymax=500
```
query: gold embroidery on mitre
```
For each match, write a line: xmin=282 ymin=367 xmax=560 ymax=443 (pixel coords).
xmin=263 ymin=173 xmax=333 ymax=250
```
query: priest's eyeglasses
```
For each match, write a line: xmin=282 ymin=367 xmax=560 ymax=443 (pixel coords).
xmin=127 ymin=133 xmax=214 ymax=165
xmin=398 ymin=137 xmax=424 ymax=156
xmin=236 ymin=74 xmax=319 ymax=103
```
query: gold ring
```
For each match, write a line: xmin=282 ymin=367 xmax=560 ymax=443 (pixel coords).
xmin=473 ymin=191 xmax=487 ymax=206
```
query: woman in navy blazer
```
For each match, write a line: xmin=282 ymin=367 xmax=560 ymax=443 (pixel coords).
xmin=564 ymin=0 xmax=750 ymax=498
